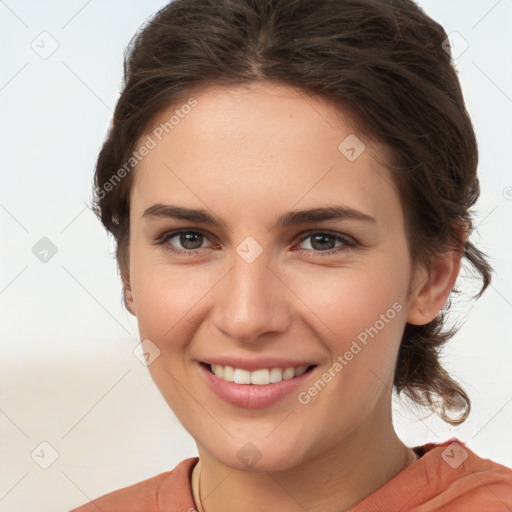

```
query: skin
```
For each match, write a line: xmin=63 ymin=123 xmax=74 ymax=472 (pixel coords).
xmin=124 ymin=82 xmax=461 ymax=512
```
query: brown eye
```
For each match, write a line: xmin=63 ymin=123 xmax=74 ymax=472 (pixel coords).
xmin=156 ymin=230 xmax=212 ymax=255
xmin=297 ymin=231 xmax=355 ymax=254
xmin=178 ymin=232 xmax=205 ymax=250
xmin=308 ymin=234 xmax=337 ymax=251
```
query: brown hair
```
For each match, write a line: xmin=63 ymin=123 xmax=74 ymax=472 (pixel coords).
xmin=92 ymin=0 xmax=492 ymax=425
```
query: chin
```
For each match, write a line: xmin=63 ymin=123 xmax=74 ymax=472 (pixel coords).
xmin=199 ymin=434 xmax=311 ymax=473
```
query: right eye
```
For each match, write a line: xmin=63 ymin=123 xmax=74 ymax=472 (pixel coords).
xmin=156 ymin=229 xmax=216 ymax=255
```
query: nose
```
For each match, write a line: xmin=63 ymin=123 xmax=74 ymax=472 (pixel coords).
xmin=211 ymin=248 xmax=291 ymax=344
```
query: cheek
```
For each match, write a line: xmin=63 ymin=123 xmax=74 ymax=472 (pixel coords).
xmin=129 ymin=231 xmax=198 ymax=327
xmin=288 ymin=251 xmax=411 ymax=402
xmin=131 ymin=263 xmax=215 ymax=344
xmin=291 ymin=272 xmax=408 ymax=446
xmin=290 ymin=253 xmax=410 ymax=345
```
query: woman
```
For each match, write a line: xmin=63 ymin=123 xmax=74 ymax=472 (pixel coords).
xmin=71 ymin=0 xmax=512 ymax=510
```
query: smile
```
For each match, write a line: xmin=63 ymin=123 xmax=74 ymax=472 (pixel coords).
xmin=207 ymin=363 xmax=314 ymax=385
xmin=198 ymin=361 xmax=318 ymax=409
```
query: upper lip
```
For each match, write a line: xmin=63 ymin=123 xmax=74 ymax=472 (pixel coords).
xmin=199 ymin=357 xmax=317 ymax=372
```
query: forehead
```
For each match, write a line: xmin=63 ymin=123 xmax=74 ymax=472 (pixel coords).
xmin=130 ymin=83 xmax=401 ymax=227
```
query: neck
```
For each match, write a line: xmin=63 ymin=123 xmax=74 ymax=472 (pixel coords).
xmin=192 ymin=399 xmax=417 ymax=512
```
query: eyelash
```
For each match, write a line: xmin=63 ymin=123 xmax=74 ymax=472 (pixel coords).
xmin=155 ymin=229 xmax=356 ymax=258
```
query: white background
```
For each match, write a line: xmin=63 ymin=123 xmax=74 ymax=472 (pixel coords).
xmin=1 ymin=1 xmax=511 ymax=511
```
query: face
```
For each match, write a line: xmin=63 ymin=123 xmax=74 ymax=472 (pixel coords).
xmin=126 ymin=82 xmax=420 ymax=471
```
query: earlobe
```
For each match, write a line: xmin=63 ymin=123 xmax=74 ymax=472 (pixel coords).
xmin=407 ymin=250 xmax=462 ymax=326
xmin=124 ymin=284 xmax=136 ymax=316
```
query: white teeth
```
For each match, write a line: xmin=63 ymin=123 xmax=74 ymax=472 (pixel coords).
xmin=294 ymin=365 xmax=308 ymax=377
xmin=222 ymin=365 xmax=235 ymax=382
xmin=251 ymin=369 xmax=269 ymax=385
xmin=233 ymin=368 xmax=251 ymax=384
xmin=269 ymin=367 xmax=283 ymax=383
xmin=208 ymin=364 xmax=311 ymax=385
xmin=212 ymin=364 xmax=223 ymax=378
xmin=282 ymin=367 xmax=295 ymax=380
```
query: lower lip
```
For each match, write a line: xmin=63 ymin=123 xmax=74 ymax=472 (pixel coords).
xmin=198 ymin=363 xmax=316 ymax=409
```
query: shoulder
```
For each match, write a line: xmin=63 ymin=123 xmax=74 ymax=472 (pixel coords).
xmin=437 ymin=440 xmax=512 ymax=509
xmin=68 ymin=457 xmax=199 ymax=512
xmin=351 ymin=438 xmax=512 ymax=511
xmin=409 ymin=439 xmax=512 ymax=511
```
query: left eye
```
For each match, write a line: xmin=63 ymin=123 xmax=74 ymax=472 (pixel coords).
xmin=296 ymin=232 xmax=355 ymax=252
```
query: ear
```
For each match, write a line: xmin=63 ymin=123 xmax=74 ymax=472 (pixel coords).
xmin=123 ymin=279 xmax=137 ymax=316
xmin=407 ymin=249 xmax=462 ymax=326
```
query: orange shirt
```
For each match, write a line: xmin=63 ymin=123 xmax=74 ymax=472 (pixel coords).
xmin=69 ymin=439 xmax=512 ymax=511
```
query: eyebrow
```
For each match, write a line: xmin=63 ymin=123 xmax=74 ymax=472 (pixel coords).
xmin=142 ymin=203 xmax=376 ymax=228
